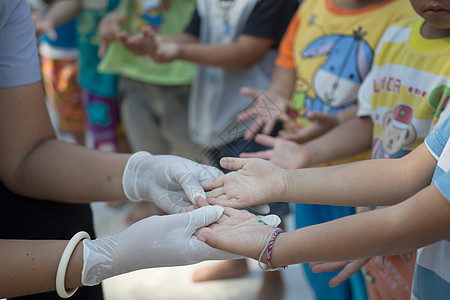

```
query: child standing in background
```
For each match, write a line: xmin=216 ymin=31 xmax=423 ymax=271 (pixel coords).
xmin=98 ymin=0 xmax=198 ymax=162
xmin=32 ymin=0 xmax=123 ymax=152
xmin=78 ymin=0 xmax=121 ymax=152
xmin=97 ymin=0 xmax=199 ymax=223
xmin=31 ymin=1 xmax=85 ymax=146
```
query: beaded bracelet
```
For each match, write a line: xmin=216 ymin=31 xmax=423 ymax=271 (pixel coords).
xmin=258 ymin=228 xmax=287 ymax=272
xmin=56 ymin=231 xmax=91 ymax=298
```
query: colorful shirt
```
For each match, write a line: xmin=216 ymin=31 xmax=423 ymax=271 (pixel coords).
xmin=77 ymin=0 xmax=120 ymax=97
xmin=276 ymin=0 xmax=415 ymax=118
xmin=187 ymin=0 xmax=298 ymax=147
xmin=358 ymin=17 xmax=450 ymax=159
xmin=98 ymin=0 xmax=198 ymax=85
xmin=416 ymin=116 xmax=450 ymax=299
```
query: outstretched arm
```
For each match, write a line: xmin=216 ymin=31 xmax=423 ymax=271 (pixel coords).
xmin=1 ymin=206 xmax=239 ymax=298
xmin=204 ymin=142 xmax=436 ymax=208
xmin=32 ymin=0 xmax=81 ymax=39
xmin=198 ymin=183 xmax=450 ymax=269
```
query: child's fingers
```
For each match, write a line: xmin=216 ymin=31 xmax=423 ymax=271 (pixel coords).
xmin=201 ymin=175 xmax=224 ymax=191
xmin=254 ymin=134 xmax=276 ymax=148
xmin=239 ymin=150 xmax=272 ymax=160
xmin=219 ymin=157 xmax=249 ymax=171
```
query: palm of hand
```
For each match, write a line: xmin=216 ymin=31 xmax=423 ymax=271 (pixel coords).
xmin=271 ymin=139 xmax=310 ymax=169
xmin=198 ymin=208 xmax=273 ymax=259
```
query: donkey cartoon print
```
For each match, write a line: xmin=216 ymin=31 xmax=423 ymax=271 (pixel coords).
xmin=302 ymin=27 xmax=373 ymax=115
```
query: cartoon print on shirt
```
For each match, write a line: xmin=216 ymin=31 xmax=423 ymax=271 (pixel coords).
xmin=300 ymin=27 xmax=373 ymax=115
xmin=372 ymin=104 xmax=417 ymax=159
xmin=429 ymin=85 xmax=450 ymax=123
xmin=138 ymin=0 xmax=167 ymax=31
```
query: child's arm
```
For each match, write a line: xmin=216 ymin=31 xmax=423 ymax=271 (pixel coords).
xmin=198 ymin=183 xmax=450 ymax=267
xmin=33 ymin=0 xmax=80 ymax=38
xmin=204 ymin=142 xmax=436 ymax=208
xmin=174 ymin=35 xmax=274 ymax=70
xmin=239 ymin=114 xmax=372 ymax=168
xmin=271 ymin=183 xmax=449 ymax=267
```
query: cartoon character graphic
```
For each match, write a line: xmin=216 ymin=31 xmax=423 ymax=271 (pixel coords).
xmin=372 ymin=104 xmax=417 ymax=159
xmin=301 ymin=27 xmax=373 ymax=115
xmin=138 ymin=0 xmax=163 ymax=31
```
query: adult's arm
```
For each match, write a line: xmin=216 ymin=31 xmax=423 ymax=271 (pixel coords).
xmin=1 ymin=206 xmax=237 ymax=298
xmin=0 ymin=82 xmax=130 ymax=203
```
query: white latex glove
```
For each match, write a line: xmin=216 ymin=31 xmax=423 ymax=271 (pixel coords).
xmin=122 ymin=151 xmax=224 ymax=213
xmin=81 ymin=206 xmax=281 ymax=286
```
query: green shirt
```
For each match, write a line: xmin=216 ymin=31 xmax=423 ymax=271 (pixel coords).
xmin=98 ymin=0 xmax=197 ymax=85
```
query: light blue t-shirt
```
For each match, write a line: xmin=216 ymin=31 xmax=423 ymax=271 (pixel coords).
xmin=412 ymin=116 xmax=450 ymax=299
xmin=0 ymin=0 xmax=41 ymax=87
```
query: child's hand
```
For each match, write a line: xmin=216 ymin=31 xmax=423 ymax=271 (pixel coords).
xmin=240 ymin=134 xmax=312 ymax=169
xmin=309 ymin=258 xmax=371 ymax=287
xmin=120 ymin=26 xmax=182 ymax=63
xmin=237 ymin=87 xmax=290 ymax=140
xmin=98 ymin=11 xmax=126 ymax=57
xmin=202 ymin=157 xmax=288 ymax=210
xmin=32 ymin=11 xmax=57 ymax=40
xmin=196 ymin=207 xmax=276 ymax=260
xmin=278 ymin=111 xmax=340 ymax=144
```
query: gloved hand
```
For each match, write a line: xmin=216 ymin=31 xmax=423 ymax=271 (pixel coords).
xmin=122 ymin=151 xmax=224 ymax=213
xmin=81 ymin=206 xmax=280 ymax=286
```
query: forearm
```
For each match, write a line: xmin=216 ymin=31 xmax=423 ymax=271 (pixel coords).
xmin=0 ymin=239 xmax=83 ymax=298
xmin=284 ymin=143 xmax=435 ymax=207
xmin=177 ymin=35 xmax=273 ymax=70
xmin=337 ymin=106 xmax=358 ymax=123
xmin=267 ymin=66 xmax=296 ymax=99
xmin=12 ymin=139 xmax=129 ymax=203
xmin=44 ymin=0 xmax=80 ymax=28
xmin=304 ymin=116 xmax=373 ymax=166
xmin=0 ymin=82 xmax=129 ymax=203
xmin=161 ymin=32 xmax=198 ymax=44
xmin=271 ymin=185 xmax=450 ymax=267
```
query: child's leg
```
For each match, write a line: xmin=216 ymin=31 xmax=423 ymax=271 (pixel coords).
xmin=162 ymin=85 xmax=201 ymax=160
xmin=295 ymin=204 xmax=368 ymax=300
xmin=82 ymin=89 xmax=119 ymax=152
xmin=118 ymin=77 xmax=169 ymax=154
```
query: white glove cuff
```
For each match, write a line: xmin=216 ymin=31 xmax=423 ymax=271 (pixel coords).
xmin=122 ymin=151 xmax=153 ymax=202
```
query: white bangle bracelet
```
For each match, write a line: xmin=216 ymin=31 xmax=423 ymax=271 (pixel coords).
xmin=56 ymin=231 xmax=91 ymax=298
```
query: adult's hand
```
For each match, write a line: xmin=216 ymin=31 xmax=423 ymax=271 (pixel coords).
xmin=122 ymin=152 xmax=223 ymax=214
xmin=82 ymin=206 xmax=240 ymax=286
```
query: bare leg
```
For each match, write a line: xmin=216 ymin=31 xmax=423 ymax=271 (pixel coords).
xmin=125 ymin=201 xmax=166 ymax=224
xmin=257 ymin=270 xmax=285 ymax=300
xmin=192 ymin=259 xmax=249 ymax=282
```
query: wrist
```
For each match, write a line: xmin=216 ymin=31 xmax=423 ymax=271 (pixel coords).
xmin=258 ymin=228 xmax=287 ymax=271
xmin=122 ymin=151 xmax=153 ymax=201
xmin=177 ymin=43 xmax=185 ymax=60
